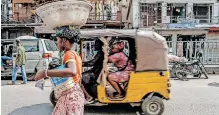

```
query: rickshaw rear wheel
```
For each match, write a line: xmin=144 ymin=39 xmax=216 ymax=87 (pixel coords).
xmin=141 ymin=96 xmax=164 ymax=115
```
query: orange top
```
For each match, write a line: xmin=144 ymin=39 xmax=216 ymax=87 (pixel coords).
xmin=63 ymin=50 xmax=82 ymax=84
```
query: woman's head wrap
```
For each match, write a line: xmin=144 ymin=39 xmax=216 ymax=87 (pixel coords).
xmin=109 ymin=39 xmax=124 ymax=53
xmin=56 ymin=26 xmax=81 ymax=43
xmin=109 ymin=39 xmax=122 ymax=46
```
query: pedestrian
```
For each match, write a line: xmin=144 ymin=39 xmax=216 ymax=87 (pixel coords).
xmin=34 ymin=26 xmax=84 ymax=115
xmin=7 ymin=39 xmax=27 ymax=85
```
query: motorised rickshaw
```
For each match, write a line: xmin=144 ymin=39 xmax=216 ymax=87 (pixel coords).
xmin=49 ymin=29 xmax=171 ymax=115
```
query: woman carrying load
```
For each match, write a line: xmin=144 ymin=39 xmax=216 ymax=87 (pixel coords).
xmin=34 ymin=26 xmax=84 ymax=115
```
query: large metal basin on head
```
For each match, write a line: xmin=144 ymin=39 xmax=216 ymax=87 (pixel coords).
xmin=36 ymin=0 xmax=92 ymax=29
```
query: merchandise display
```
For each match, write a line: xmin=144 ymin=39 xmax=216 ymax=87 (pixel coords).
xmin=89 ymin=0 xmax=119 ymax=21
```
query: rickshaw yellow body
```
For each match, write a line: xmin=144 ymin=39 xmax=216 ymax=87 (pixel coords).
xmin=80 ymin=29 xmax=171 ymax=104
xmin=97 ymin=71 xmax=170 ymax=103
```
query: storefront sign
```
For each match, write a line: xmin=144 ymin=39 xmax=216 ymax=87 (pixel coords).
xmin=167 ymin=19 xmax=196 ymax=28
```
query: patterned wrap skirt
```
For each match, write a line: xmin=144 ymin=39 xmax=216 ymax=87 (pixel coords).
xmin=52 ymin=84 xmax=85 ymax=115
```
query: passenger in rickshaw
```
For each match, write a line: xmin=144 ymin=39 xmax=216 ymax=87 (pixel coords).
xmin=107 ymin=40 xmax=134 ymax=98
xmin=82 ymin=39 xmax=104 ymax=103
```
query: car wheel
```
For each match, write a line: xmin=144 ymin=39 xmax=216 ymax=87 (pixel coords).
xmin=141 ymin=96 xmax=164 ymax=115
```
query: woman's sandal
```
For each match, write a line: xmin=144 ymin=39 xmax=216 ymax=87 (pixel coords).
xmin=21 ymin=81 xmax=27 ymax=84
xmin=7 ymin=81 xmax=15 ymax=85
xmin=114 ymin=94 xmax=124 ymax=99
xmin=85 ymin=97 xmax=94 ymax=104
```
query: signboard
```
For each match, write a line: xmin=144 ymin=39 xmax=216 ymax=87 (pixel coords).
xmin=167 ymin=18 xmax=196 ymax=28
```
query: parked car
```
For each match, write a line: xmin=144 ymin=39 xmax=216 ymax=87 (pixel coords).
xmin=1 ymin=36 xmax=59 ymax=80
xmin=1 ymin=39 xmax=14 ymax=74
xmin=1 ymin=39 xmax=14 ymax=57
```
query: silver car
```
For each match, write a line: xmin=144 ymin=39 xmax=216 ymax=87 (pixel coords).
xmin=2 ymin=36 xmax=59 ymax=80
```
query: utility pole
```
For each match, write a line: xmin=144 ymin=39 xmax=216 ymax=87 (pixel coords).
xmin=132 ymin=0 xmax=140 ymax=29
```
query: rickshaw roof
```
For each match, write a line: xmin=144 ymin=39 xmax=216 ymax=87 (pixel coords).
xmin=80 ymin=29 xmax=137 ymax=38
xmin=81 ymin=29 xmax=169 ymax=71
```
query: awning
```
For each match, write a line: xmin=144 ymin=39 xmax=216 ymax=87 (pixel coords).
xmin=34 ymin=26 xmax=55 ymax=34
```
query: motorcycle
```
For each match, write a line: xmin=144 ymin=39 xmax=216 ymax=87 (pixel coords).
xmin=172 ymin=52 xmax=208 ymax=80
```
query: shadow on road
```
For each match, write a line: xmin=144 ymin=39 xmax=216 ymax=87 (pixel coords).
xmin=8 ymin=103 xmax=137 ymax=115
xmin=170 ymin=77 xmax=208 ymax=81
xmin=8 ymin=103 xmax=53 ymax=115
xmin=208 ymin=82 xmax=219 ymax=87
xmin=1 ymin=80 xmax=28 ymax=86
xmin=85 ymin=104 xmax=138 ymax=114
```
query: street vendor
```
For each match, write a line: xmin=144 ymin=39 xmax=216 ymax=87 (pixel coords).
xmin=34 ymin=26 xmax=84 ymax=115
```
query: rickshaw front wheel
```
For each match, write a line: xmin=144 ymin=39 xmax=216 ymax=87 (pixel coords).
xmin=141 ymin=96 xmax=164 ymax=115
xmin=50 ymin=90 xmax=57 ymax=107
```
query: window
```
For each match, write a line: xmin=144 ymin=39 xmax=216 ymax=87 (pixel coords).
xmin=44 ymin=40 xmax=58 ymax=51
xmin=139 ymin=3 xmax=162 ymax=27
xmin=21 ymin=39 xmax=39 ymax=52
xmin=167 ymin=3 xmax=186 ymax=23
xmin=194 ymin=6 xmax=208 ymax=16
xmin=193 ymin=4 xmax=212 ymax=23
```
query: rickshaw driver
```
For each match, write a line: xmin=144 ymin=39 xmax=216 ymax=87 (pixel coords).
xmin=107 ymin=40 xmax=134 ymax=99
xmin=82 ymin=39 xmax=104 ymax=103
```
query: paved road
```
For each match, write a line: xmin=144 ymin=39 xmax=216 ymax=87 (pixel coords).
xmin=1 ymin=75 xmax=219 ymax=115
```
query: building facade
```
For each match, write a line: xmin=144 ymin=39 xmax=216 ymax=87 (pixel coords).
xmin=131 ymin=0 xmax=219 ymax=40
xmin=12 ymin=0 xmax=35 ymax=22
xmin=1 ymin=0 xmax=13 ymax=23
xmin=130 ymin=0 xmax=219 ymax=65
xmin=138 ymin=0 xmax=219 ymax=28
xmin=1 ymin=0 xmax=36 ymax=40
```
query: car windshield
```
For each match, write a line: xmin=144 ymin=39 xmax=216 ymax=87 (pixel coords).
xmin=44 ymin=39 xmax=58 ymax=51
xmin=13 ymin=39 xmax=39 ymax=52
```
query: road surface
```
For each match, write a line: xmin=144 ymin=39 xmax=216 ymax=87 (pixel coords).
xmin=1 ymin=75 xmax=219 ymax=115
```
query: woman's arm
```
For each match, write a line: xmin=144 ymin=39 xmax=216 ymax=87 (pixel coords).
xmin=34 ymin=61 xmax=77 ymax=81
